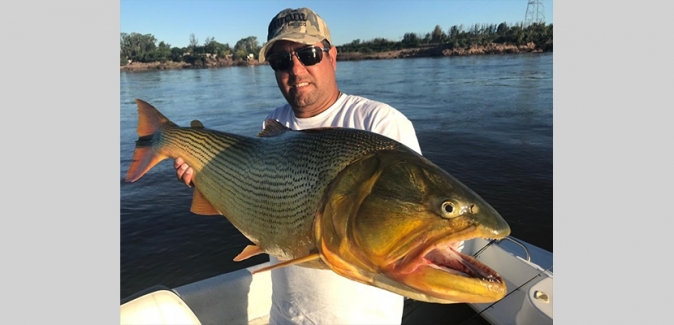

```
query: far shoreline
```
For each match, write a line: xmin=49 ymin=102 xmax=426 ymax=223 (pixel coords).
xmin=120 ymin=42 xmax=551 ymax=72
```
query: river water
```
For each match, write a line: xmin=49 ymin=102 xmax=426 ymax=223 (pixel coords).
xmin=120 ymin=52 xmax=552 ymax=299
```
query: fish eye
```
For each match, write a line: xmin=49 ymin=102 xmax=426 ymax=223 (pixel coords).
xmin=442 ymin=202 xmax=454 ymax=213
xmin=441 ymin=201 xmax=458 ymax=218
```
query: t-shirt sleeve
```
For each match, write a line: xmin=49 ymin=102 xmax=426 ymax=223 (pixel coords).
xmin=369 ymin=106 xmax=422 ymax=155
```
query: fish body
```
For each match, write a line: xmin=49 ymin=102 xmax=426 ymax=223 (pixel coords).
xmin=125 ymin=99 xmax=511 ymax=303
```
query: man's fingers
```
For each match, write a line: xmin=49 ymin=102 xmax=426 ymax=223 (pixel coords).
xmin=182 ymin=168 xmax=194 ymax=187
xmin=174 ymin=158 xmax=193 ymax=187
xmin=174 ymin=157 xmax=185 ymax=169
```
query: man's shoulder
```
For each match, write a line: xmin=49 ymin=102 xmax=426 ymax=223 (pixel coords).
xmin=340 ymin=94 xmax=402 ymax=118
xmin=342 ymin=94 xmax=391 ymax=109
xmin=339 ymin=94 xmax=417 ymax=144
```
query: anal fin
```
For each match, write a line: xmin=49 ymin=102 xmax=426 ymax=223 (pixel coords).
xmin=190 ymin=188 xmax=220 ymax=215
xmin=251 ymin=253 xmax=320 ymax=274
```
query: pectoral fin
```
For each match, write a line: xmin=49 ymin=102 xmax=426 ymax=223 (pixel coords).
xmin=258 ymin=119 xmax=291 ymax=137
xmin=251 ymin=253 xmax=321 ymax=274
xmin=233 ymin=245 xmax=264 ymax=262
xmin=190 ymin=189 xmax=220 ymax=215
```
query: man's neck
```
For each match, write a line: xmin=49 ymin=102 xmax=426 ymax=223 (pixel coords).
xmin=292 ymin=90 xmax=342 ymax=118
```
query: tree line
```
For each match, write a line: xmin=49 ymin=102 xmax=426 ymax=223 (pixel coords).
xmin=121 ymin=21 xmax=552 ymax=65
xmin=337 ymin=22 xmax=552 ymax=53
xmin=120 ymin=32 xmax=261 ymax=65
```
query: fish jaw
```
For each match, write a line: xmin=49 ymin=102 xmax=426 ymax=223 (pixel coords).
xmin=383 ymin=228 xmax=507 ymax=303
xmin=314 ymin=149 xmax=511 ymax=304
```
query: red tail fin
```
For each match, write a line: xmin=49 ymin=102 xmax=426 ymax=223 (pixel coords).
xmin=124 ymin=99 xmax=173 ymax=182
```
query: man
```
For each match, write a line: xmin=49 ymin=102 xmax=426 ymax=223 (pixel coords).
xmin=174 ymin=8 xmax=422 ymax=324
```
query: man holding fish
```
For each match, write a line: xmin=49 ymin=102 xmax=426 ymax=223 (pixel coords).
xmin=172 ymin=7 xmax=459 ymax=325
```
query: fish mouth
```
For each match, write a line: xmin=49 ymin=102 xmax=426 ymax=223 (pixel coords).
xmin=387 ymin=228 xmax=507 ymax=303
xmin=396 ymin=234 xmax=502 ymax=282
xmin=422 ymin=241 xmax=502 ymax=282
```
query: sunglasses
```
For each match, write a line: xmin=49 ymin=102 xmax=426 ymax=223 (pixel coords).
xmin=267 ymin=46 xmax=330 ymax=71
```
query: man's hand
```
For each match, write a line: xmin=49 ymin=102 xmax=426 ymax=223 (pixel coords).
xmin=174 ymin=157 xmax=194 ymax=187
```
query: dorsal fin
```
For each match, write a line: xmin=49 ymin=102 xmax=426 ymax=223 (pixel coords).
xmin=190 ymin=120 xmax=204 ymax=129
xmin=258 ymin=119 xmax=291 ymax=137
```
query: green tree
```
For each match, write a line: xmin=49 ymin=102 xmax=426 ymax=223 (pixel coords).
xmin=232 ymin=49 xmax=248 ymax=60
xmin=217 ymin=42 xmax=233 ymax=58
xmin=233 ymin=36 xmax=260 ymax=59
xmin=207 ymin=41 xmax=231 ymax=58
xmin=204 ymin=37 xmax=217 ymax=54
xmin=497 ymin=22 xmax=509 ymax=35
xmin=469 ymin=23 xmax=481 ymax=36
xmin=422 ymin=33 xmax=431 ymax=44
xmin=150 ymin=41 xmax=172 ymax=62
xmin=189 ymin=33 xmax=199 ymax=49
xmin=170 ymin=47 xmax=184 ymax=62
xmin=120 ymin=32 xmax=158 ymax=62
xmin=402 ymin=33 xmax=420 ymax=47
xmin=448 ymin=25 xmax=460 ymax=42
xmin=431 ymin=25 xmax=446 ymax=44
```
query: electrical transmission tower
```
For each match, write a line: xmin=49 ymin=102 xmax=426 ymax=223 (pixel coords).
xmin=524 ymin=0 xmax=545 ymax=26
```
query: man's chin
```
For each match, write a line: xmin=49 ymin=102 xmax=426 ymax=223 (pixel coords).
xmin=287 ymin=94 xmax=313 ymax=109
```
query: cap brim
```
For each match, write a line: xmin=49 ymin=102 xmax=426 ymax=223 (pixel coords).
xmin=258 ymin=33 xmax=325 ymax=62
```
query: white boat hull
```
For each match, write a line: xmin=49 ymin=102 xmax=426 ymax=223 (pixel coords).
xmin=121 ymin=237 xmax=553 ymax=325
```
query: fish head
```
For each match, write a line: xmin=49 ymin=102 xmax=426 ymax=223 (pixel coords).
xmin=315 ymin=149 xmax=511 ymax=304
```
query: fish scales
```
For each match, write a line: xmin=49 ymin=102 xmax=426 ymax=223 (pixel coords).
xmin=157 ymin=122 xmax=401 ymax=259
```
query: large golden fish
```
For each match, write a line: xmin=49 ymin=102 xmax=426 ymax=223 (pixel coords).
xmin=125 ymin=99 xmax=511 ymax=303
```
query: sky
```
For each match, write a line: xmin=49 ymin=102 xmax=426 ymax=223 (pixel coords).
xmin=120 ymin=0 xmax=553 ymax=48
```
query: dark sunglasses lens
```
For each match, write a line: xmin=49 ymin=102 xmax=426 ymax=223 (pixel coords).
xmin=269 ymin=47 xmax=324 ymax=71
xmin=297 ymin=47 xmax=323 ymax=66
xmin=269 ymin=53 xmax=291 ymax=71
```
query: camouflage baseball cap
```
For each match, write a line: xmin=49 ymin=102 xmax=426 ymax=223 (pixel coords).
xmin=258 ymin=8 xmax=332 ymax=62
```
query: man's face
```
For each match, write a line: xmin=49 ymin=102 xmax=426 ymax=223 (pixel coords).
xmin=268 ymin=40 xmax=338 ymax=118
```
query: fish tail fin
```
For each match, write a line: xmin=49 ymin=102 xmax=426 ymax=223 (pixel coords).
xmin=124 ymin=99 xmax=175 ymax=182
xmin=135 ymin=98 xmax=173 ymax=136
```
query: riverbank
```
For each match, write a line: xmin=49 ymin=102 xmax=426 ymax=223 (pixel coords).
xmin=338 ymin=41 xmax=550 ymax=60
xmin=119 ymin=58 xmax=265 ymax=72
xmin=120 ymin=41 xmax=551 ymax=72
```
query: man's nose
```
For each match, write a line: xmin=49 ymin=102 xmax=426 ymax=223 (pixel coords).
xmin=288 ymin=53 xmax=307 ymax=75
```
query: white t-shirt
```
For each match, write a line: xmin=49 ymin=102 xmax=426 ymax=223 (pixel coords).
xmin=263 ymin=93 xmax=422 ymax=155
xmin=263 ymin=93 xmax=420 ymax=325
